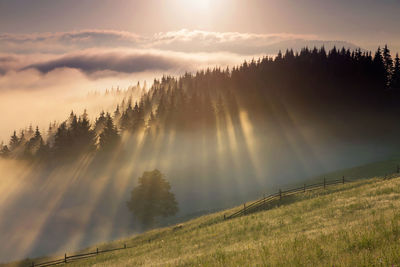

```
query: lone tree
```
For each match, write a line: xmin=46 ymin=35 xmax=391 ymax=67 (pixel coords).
xmin=127 ymin=169 xmax=178 ymax=226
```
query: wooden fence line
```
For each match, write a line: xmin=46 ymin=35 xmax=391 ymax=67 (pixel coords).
xmin=30 ymin=244 xmax=128 ymax=267
xmin=225 ymin=175 xmax=364 ymax=220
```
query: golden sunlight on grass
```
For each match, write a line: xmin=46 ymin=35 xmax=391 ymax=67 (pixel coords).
xmin=17 ymin=175 xmax=400 ymax=266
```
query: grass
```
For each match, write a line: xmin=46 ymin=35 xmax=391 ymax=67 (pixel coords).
xmin=14 ymin=174 xmax=400 ymax=266
xmin=310 ymin=155 xmax=400 ymax=181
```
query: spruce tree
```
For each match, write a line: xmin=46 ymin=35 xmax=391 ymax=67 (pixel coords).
xmin=391 ymin=53 xmax=400 ymax=89
xmin=77 ymin=112 xmax=96 ymax=153
xmin=9 ymin=131 xmax=19 ymax=151
xmin=373 ymin=47 xmax=386 ymax=87
xmin=99 ymin=114 xmax=120 ymax=151
xmin=383 ymin=45 xmax=394 ymax=87
xmin=0 ymin=145 xmax=10 ymax=158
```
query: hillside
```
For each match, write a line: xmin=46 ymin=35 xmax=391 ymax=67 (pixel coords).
xmin=13 ymin=173 xmax=400 ymax=266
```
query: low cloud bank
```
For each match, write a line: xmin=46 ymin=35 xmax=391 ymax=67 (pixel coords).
xmin=0 ymin=29 xmax=359 ymax=55
xmin=0 ymin=29 xmax=360 ymax=79
xmin=23 ymin=51 xmax=186 ymax=74
xmin=151 ymin=29 xmax=359 ymax=55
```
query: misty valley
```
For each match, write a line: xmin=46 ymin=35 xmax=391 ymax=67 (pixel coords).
xmin=1 ymin=46 xmax=400 ymax=263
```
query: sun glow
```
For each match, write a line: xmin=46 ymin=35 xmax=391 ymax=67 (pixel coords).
xmin=182 ymin=0 xmax=211 ymax=10
xmin=176 ymin=0 xmax=212 ymax=12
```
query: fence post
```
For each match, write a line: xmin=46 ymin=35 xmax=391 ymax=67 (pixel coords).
xmin=224 ymin=214 xmax=226 ymax=220
xmin=279 ymin=189 xmax=282 ymax=200
xmin=124 ymin=243 xmax=127 ymax=249
xmin=243 ymin=203 xmax=246 ymax=214
xmin=324 ymin=178 xmax=326 ymax=189
xmin=31 ymin=262 xmax=34 ymax=267
xmin=97 ymin=248 xmax=99 ymax=254
xmin=64 ymin=253 xmax=67 ymax=263
xmin=342 ymin=176 xmax=345 ymax=184
xmin=303 ymin=183 xmax=306 ymax=192
xmin=263 ymin=194 xmax=266 ymax=209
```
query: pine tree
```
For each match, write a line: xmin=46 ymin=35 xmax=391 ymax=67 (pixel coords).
xmin=99 ymin=114 xmax=120 ymax=151
xmin=113 ymin=104 xmax=121 ymax=119
xmin=9 ymin=130 xmax=19 ymax=151
xmin=391 ymin=53 xmax=400 ymax=89
xmin=53 ymin=122 xmax=69 ymax=157
xmin=27 ymin=124 xmax=34 ymax=138
xmin=275 ymin=50 xmax=283 ymax=61
xmin=36 ymin=139 xmax=50 ymax=160
xmin=18 ymin=130 xmax=26 ymax=146
xmin=0 ymin=145 xmax=10 ymax=158
xmin=76 ymin=112 xmax=96 ymax=153
xmin=94 ymin=110 xmax=107 ymax=133
xmin=119 ymin=111 xmax=131 ymax=131
xmin=383 ymin=45 xmax=394 ymax=87
xmin=24 ymin=126 xmax=43 ymax=157
xmin=34 ymin=126 xmax=41 ymax=139
xmin=373 ymin=47 xmax=386 ymax=87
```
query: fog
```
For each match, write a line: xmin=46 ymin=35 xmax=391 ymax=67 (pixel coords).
xmin=0 ymin=68 xmax=137 ymax=142
xmin=0 ymin=46 xmax=267 ymax=144
xmin=0 ymin=105 xmax=396 ymax=263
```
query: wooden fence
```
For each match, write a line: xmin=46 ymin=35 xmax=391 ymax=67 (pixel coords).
xmin=29 ymin=244 xmax=128 ymax=267
xmin=225 ymin=176 xmax=354 ymax=220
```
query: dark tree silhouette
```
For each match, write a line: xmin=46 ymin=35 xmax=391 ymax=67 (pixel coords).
xmin=383 ymin=45 xmax=394 ymax=87
xmin=0 ymin=144 xmax=10 ymax=158
xmin=99 ymin=113 xmax=120 ymax=151
xmin=127 ymin=169 xmax=178 ymax=226
xmin=24 ymin=126 xmax=43 ymax=158
xmin=9 ymin=131 xmax=19 ymax=151
xmin=392 ymin=54 xmax=400 ymax=90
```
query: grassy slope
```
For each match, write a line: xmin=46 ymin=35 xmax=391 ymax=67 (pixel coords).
xmin=20 ymin=174 xmax=400 ymax=267
xmin=310 ymin=155 xmax=400 ymax=182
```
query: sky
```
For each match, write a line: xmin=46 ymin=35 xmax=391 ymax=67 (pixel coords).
xmin=1 ymin=0 xmax=399 ymax=49
xmin=0 ymin=0 xmax=399 ymax=141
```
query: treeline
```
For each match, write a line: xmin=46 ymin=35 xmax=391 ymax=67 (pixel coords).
xmin=1 ymin=45 xmax=400 ymax=163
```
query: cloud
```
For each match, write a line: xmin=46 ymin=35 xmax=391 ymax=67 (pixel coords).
xmin=23 ymin=50 xmax=188 ymax=75
xmin=150 ymin=29 xmax=360 ymax=54
xmin=5 ymin=48 xmax=250 ymax=78
xmin=0 ymin=29 xmax=360 ymax=56
xmin=0 ymin=55 xmax=19 ymax=74
xmin=0 ymin=30 xmax=143 ymax=54
xmin=0 ymin=29 xmax=361 ymax=79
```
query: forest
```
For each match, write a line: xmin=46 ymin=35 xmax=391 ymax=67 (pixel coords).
xmin=1 ymin=45 xmax=400 ymax=164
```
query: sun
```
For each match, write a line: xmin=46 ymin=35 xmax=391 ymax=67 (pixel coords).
xmin=180 ymin=0 xmax=211 ymax=10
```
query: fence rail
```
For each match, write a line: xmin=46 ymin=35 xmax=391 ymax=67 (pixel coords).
xmin=30 ymin=244 xmax=128 ymax=267
xmin=225 ymin=176 xmax=354 ymax=220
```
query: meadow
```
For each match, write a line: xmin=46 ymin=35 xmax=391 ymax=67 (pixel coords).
xmin=13 ymin=173 xmax=400 ymax=267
